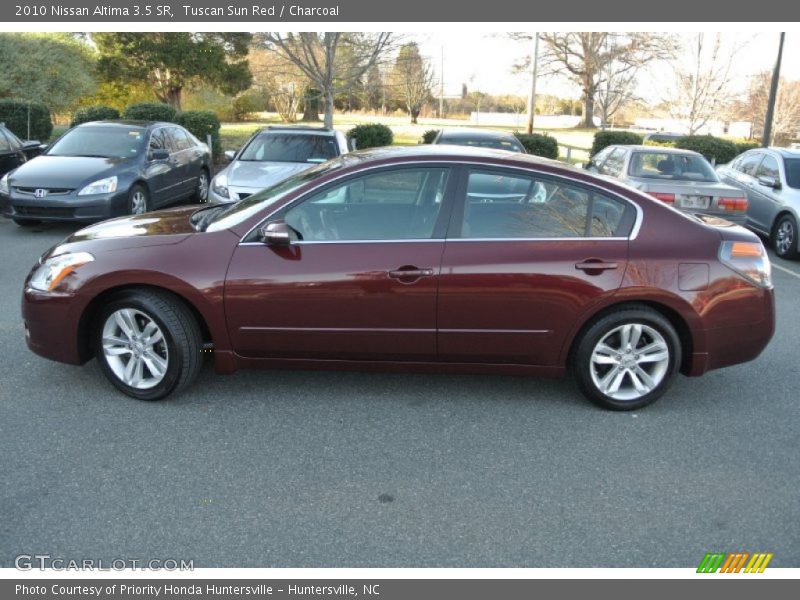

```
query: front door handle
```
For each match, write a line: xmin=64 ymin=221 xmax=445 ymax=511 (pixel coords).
xmin=388 ymin=266 xmax=434 ymax=282
xmin=575 ymin=260 xmax=618 ymax=272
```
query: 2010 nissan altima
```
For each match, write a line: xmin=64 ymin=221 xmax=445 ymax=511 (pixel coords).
xmin=21 ymin=146 xmax=775 ymax=410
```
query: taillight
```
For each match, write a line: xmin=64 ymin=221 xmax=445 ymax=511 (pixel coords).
xmin=648 ymin=192 xmax=675 ymax=204
xmin=718 ymin=197 xmax=748 ymax=212
xmin=719 ymin=241 xmax=772 ymax=288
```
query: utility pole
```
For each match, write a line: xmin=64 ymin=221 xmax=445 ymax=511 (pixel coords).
xmin=762 ymin=32 xmax=785 ymax=148
xmin=439 ymin=45 xmax=444 ymax=119
xmin=526 ymin=33 xmax=540 ymax=135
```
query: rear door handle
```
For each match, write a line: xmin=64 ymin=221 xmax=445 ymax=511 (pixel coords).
xmin=575 ymin=260 xmax=618 ymax=272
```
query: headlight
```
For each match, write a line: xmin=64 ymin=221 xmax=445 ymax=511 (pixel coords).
xmin=0 ymin=174 xmax=9 ymax=195
xmin=29 ymin=252 xmax=94 ymax=292
xmin=78 ymin=176 xmax=118 ymax=196
xmin=211 ymin=173 xmax=229 ymax=200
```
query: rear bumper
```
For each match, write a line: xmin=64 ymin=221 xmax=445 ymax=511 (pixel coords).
xmin=1 ymin=190 xmax=128 ymax=222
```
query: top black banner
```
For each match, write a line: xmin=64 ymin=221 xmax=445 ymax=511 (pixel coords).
xmin=2 ymin=0 xmax=800 ymax=22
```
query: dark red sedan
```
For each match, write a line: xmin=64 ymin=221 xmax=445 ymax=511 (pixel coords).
xmin=21 ymin=146 xmax=775 ymax=410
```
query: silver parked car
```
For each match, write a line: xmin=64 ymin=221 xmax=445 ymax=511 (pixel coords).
xmin=586 ymin=145 xmax=747 ymax=224
xmin=432 ymin=128 xmax=526 ymax=153
xmin=716 ymin=147 xmax=800 ymax=259
xmin=209 ymin=126 xmax=351 ymax=203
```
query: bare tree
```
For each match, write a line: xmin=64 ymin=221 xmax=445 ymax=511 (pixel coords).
xmin=511 ymin=32 xmax=675 ymax=128
xmin=668 ymin=34 xmax=742 ymax=135
xmin=249 ymin=48 xmax=306 ymax=122
xmin=595 ymin=60 xmax=639 ymax=129
xmin=256 ymin=33 xmax=393 ymax=128
xmin=389 ymin=42 xmax=435 ymax=124
xmin=737 ymin=72 xmax=800 ymax=145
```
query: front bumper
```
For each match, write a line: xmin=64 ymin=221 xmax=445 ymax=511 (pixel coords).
xmin=1 ymin=189 xmax=129 ymax=222
xmin=22 ymin=286 xmax=87 ymax=365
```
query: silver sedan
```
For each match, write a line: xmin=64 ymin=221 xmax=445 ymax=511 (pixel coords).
xmin=716 ymin=147 xmax=800 ymax=259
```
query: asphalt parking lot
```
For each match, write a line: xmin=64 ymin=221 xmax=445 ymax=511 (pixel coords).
xmin=1 ymin=216 xmax=798 ymax=568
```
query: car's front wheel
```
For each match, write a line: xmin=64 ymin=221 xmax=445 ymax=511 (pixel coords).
xmin=573 ymin=307 xmax=681 ymax=410
xmin=773 ymin=214 xmax=799 ymax=259
xmin=95 ymin=289 xmax=202 ymax=400
xmin=128 ymin=184 xmax=150 ymax=215
xmin=194 ymin=169 xmax=210 ymax=203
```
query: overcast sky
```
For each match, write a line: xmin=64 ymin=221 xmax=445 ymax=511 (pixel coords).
xmin=415 ymin=32 xmax=799 ymax=102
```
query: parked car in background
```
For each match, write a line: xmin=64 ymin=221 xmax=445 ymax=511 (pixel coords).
xmin=716 ymin=147 xmax=800 ymax=258
xmin=642 ymin=132 xmax=685 ymax=144
xmin=21 ymin=146 xmax=774 ymax=411
xmin=0 ymin=123 xmax=43 ymax=178
xmin=586 ymin=145 xmax=748 ymax=224
xmin=432 ymin=128 xmax=526 ymax=153
xmin=0 ymin=120 xmax=210 ymax=226
xmin=209 ymin=126 xmax=350 ymax=204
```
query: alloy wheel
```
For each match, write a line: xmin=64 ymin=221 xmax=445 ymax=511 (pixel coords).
xmin=101 ymin=308 xmax=169 ymax=390
xmin=776 ymin=219 xmax=795 ymax=256
xmin=130 ymin=190 xmax=148 ymax=215
xmin=197 ymin=172 xmax=209 ymax=202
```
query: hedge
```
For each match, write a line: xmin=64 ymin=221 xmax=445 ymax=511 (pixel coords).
xmin=591 ymin=131 xmax=643 ymax=156
xmin=70 ymin=105 xmax=120 ymax=128
xmin=123 ymin=102 xmax=178 ymax=122
xmin=734 ymin=141 xmax=760 ymax=156
xmin=0 ymin=99 xmax=53 ymax=141
xmin=176 ymin=110 xmax=221 ymax=160
xmin=420 ymin=129 xmax=439 ymax=144
xmin=514 ymin=133 xmax=559 ymax=159
xmin=674 ymin=135 xmax=738 ymax=165
xmin=347 ymin=123 xmax=393 ymax=150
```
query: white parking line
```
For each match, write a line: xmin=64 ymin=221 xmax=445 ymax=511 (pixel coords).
xmin=772 ymin=262 xmax=800 ymax=281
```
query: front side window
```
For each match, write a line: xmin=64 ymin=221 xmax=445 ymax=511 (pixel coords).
xmin=599 ymin=148 xmax=627 ymax=177
xmin=756 ymin=155 xmax=780 ymax=180
xmin=240 ymin=133 xmax=340 ymax=164
xmin=458 ymin=169 xmax=632 ymax=239
xmin=738 ymin=152 xmax=763 ymax=177
xmin=0 ymin=131 xmax=11 ymax=153
xmin=628 ymin=151 xmax=718 ymax=182
xmin=169 ymin=127 xmax=193 ymax=151
xmin=284 ymin=167 xmax=449 ymax=241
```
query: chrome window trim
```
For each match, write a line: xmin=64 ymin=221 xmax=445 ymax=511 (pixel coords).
xmin=238 ymin=159 xmax=644 ymax=244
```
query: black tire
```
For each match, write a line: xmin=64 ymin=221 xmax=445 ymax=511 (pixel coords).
xmin=772 ymin=214 xmax=799 ymax=260
xmin=193 ymin=168 xmax=210 ymax=203
xmin=95 ymin=289 xmax=203 ymax=401
xmin=573 ymin=306 xmax=681 ymax=411
xmin=13 ymin=218 xmax=41 ymax=226
xmin=128 ymin=183 xmax=150 ymax=216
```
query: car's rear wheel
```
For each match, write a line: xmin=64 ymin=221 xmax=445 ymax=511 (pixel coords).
xmin=193 ymin=169 xmax=210 ymax=203
xmin=95 ymin=289 xmax=202 ymax=400
xmin=772 ymin=214 xmax=799 ymax=259
xmin=573 ymin=307 xmax=681 ymax=410
xmin=128 ymin=184 xmax=150 ymax=215
xmin=13 ymin=218 xmax=41 ymax=226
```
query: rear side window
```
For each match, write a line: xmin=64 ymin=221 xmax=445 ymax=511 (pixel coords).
xmin=785 ymin=159 xmax=800 ymax=189
xmin=457 ymin=169 xmax=634 ymax=239
xmin=169 ymin=127 xmax=193 ymax=151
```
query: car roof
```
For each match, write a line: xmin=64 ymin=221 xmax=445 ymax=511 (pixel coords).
xmin=762 ymin=147 xmax=800 ymax=158
xmin=437 ymin=128 xmax=517 ymax=140
xmin=260 ymin=126 xmax=338 ymax=136
xmin=76 ymin=120 xmax=173 ymax=129
xmin=613 ymin=145 xmax=704 ymax=157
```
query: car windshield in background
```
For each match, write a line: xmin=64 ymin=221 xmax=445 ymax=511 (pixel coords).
xmin=47 ymin=127 xmax=146 ymax=159
xmin=785 ymin=158 xmax=800 ymax=189
xmin=628 ymin=151 xmax=718 ymax=182
xmin=441 ymin=136 xmax=523 ymax=152
xmin=239 ymin=133 xmax=339 ymax=163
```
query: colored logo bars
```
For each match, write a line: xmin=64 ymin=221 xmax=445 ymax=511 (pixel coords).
xmin=697 ymin=552 xmax=773 ymax=573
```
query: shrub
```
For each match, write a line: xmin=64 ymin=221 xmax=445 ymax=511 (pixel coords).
xmin=643 ymin=139 xmax=677 ymax=148
xmin=176 ymin=110 xmax=221 ymax=161
xmin=346 ymin=123 xmax=393 ymax=150
xmin=123 ymin=102 xmax=177 ymax=122
xmin=70 ymin=105 xmax=120 ymax=128
xmin=232 ymin=91 xmax=266 ymax=122
xmin=734 ymin=141 xmax=760 ymax=156
xmin=0 ymin=99 xmax=53 ymax=141
xmin=590 ymin=130 xmax=643 ymax=156
xmin=514 ymin=133 xmax=559 ymax=159
xmin=675 ymin=135 xmax=738 ymax=165
xmin=420 ymin=129 xmax=439 ymax=144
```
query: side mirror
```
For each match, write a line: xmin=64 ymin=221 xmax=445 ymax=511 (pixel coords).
xmin=224 ymin=150 xmax=236 ymax=162
xmin=758 ymin=175 xmax=781 ymax=190
xmin=347 ymin=137 xmax=357 ymax=152
xmin=258 ymin=220 xmax=292 ymax=246
xmin=150 ymin=148 xmax=170 ymax=161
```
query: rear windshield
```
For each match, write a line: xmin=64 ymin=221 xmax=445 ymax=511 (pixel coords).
xmin=47 ymin=127 xmax=145 ymax=159
xmin=239 ymin=133 xmax=339 ymax=163
xmin=785 ymin=158 xmax=800 ymax=189
xmin=439 ymin=136 xmax=525 ymax=153
xmin=628 ymin=151 xmax=718 ymax=182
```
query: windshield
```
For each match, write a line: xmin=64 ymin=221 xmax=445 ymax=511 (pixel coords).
xmin=239 ymin=133 xmax=339 ymax=163
xmin=47 ymin=127 xmax=145 ymax=159
xmin=785 ymin=158 xmax=800 ymax=189
xmin=206 ymin=159 xmax=345 ymax=232
xmin=440 ymin=136 xmax=524 ymax=152
xmin=628 ymin=151 xmax=718 ymax=182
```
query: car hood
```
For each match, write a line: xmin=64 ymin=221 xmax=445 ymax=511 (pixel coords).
xmin=226 ymin=160 xmax=313 ymax=188
xmin=8 ymin=155 xmax=132 ymax=189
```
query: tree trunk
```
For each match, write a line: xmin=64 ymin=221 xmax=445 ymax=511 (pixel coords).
xmin=302 ymin=88 xmax=321 ymax=122
xmin=323 ymin=88 xmax=335 ymax=129
xmin=582 ymin=89 xmax=595 ymax=129
xmin=410 ymin=106 xmax=420 ymax=124
xmin=162 ymin=87 xmax=182 ymax=111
